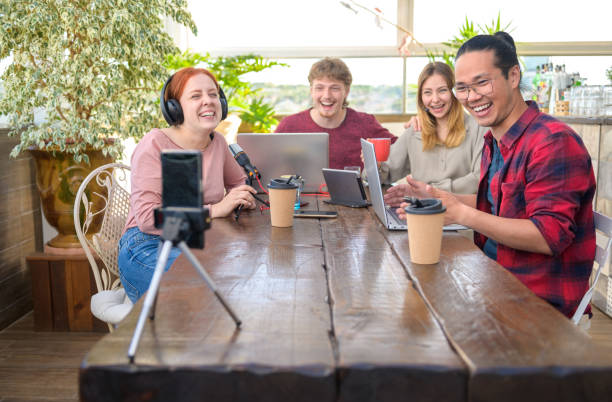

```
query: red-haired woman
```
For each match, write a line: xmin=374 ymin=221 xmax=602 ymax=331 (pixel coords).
xmin=118 ymin=67 xmax=255 ymax=303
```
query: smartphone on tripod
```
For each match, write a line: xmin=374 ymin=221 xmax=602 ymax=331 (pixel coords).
xmin=154 ymin=150 xmax=207 ymax=248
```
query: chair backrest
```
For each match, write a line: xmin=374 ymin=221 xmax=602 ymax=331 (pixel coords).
xmin=571 ymin=211 xmax=612 ymax=324
xmin=73 ymin=163 xmax=131 ymax=293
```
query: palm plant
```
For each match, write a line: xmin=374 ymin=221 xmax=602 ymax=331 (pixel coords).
xmin=427 ymin=13 xmax=514 ymax=69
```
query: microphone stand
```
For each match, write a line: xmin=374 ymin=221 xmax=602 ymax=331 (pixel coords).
xmin=234 ymin=174 xmax=269 ymax=222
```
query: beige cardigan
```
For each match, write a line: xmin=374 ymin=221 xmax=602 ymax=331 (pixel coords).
xmin=379 ymin=113 xmax=487 ymax=194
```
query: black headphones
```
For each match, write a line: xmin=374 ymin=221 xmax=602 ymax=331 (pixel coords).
xmin=160 ymin=74 xmax=228 ymax=126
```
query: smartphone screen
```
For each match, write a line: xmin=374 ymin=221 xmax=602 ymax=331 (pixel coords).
xmin=160 ymin=150 xmax=202 ymax=207
xmin=293 ymin=210 xmax=338 ymax=218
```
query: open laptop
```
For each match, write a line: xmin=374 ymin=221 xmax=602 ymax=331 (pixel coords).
xmin=237 ymin=133 xmax=328 ymax=193
xmin=361 ymin=138 xmax=466 ymax=231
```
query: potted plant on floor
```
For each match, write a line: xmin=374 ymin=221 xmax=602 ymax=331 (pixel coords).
xmin=0 ymin=0 xmax=196 ymax=249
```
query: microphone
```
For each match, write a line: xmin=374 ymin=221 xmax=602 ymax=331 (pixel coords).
xmin=229 ymin=143 xmax=261 ymax=181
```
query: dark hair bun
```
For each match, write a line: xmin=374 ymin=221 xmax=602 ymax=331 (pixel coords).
xmin=494 ymin=31 xmax=516 ymax=52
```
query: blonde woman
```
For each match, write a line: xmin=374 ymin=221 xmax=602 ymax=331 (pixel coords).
xmin=383 ymin=62 xmax=486 ymax=204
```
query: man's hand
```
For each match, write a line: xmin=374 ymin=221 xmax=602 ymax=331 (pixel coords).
xmin=383 ymin=175 xmax=429 ymax=206
xmin=404 ymin=115 xmax=422 ymax=131
xmin=422 ymin=185 xmax=466 ymax=225
xmin=394 ymin=184 xmax=466 ymax=224
xmin=384 ymin=176 xmax=427 ymax=206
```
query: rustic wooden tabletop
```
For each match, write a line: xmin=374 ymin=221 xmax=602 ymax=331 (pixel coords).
xmin=80 ymin=197 xmax=612 ymax=402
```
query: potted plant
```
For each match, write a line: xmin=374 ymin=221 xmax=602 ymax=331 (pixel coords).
xmin=0 ymin=0 xmax=196 ymax=249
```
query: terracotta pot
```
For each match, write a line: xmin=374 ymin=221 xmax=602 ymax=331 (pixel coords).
xmin=29 ymin=149 xmax=114 ymax=248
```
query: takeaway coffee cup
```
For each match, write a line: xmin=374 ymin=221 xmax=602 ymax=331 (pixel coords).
xmin=404 ymin=198 xmax=446 ymax=264
xmin=268 ymin=178 xmax=299 ymax=227
xmin=367 ymin=138 xmax=391 ymax=161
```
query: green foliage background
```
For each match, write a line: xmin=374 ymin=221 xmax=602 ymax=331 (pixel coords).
xmin=427 ymin=13 xmax=513 ymax=69
xmin=0 ymin=0 xmax=196 ymax=161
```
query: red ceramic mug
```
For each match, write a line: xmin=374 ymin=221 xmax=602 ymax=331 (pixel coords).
xmin=367 ymin=138 xmax=391 ymax=162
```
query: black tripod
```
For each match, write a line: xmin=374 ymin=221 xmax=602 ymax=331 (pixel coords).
xmin=127 ymin=208 xmax=241 ymax=363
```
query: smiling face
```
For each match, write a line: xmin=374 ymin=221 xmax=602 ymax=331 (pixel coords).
xmin=310 ymin=77 xmax=349 ymax=121
xmin=454 ymin=50 xmax=520 ymax=135
xmin=420 ymin=73 xmax=453 ymax=121
xmin=178 ymin=73 xmax=222 ymax=134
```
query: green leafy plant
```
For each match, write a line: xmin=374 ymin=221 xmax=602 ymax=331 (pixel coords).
xmin=234 ymin=96 xmax=279 ymax=133
xmin=165 ymin=50 xmax=286 ymax=132
xmin=607 ymin=66 xmax=612 ymax=84
xmin=0 ymin=0 xmax=196 ymax=162
xmin=427 ymin=12 xmax=513 ymax=69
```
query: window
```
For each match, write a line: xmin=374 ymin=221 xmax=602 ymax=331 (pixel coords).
xmin=186 ymin=0 xmax=398 ymax=50
xmin=245 ymin=58 xmax=405 ymax=114
xmin=414 ymin=0 xmax=612 ymax=43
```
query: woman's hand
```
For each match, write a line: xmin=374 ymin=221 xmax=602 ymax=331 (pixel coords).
xmin=210 ymin=185 xmax=257 ymax=218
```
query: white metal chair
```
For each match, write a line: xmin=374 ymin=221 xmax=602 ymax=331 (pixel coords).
xmin=572 ymin=211 xmax=612 ymax=325
xmin=73 ymin=163 xmax=133 ymax=331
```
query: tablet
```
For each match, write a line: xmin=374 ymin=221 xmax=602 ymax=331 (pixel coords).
xmin=322 ymin=168 xmax=369 ymax=208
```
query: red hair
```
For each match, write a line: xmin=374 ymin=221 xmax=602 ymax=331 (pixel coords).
xmin=165 ymin=67 xmax=220 ymax=101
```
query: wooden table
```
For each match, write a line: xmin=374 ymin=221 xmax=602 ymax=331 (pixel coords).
xmin=79 ymin=199 xmax=612 ymax=402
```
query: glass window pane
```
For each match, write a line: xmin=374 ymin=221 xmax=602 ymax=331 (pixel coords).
xmin=188 ymin=0 xmax=398 ymax=50
xmin=245 ymin=57 xmax=404 ymax=114
xmin=414 ymin=0 xmax=612 ymax=43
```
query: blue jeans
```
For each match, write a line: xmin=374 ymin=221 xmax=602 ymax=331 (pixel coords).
xmin=118 ymin=226 xmax=181 ymax=303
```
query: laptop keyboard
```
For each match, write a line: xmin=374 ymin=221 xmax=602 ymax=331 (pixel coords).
xmin=385 ymin=206 xmax=406 ymax=226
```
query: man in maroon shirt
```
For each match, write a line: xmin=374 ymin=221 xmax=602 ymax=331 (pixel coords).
xmin=275 ymin=57 xmax=396 ymax=169
xmin=390 ymin=32 xmax=596 ymax=319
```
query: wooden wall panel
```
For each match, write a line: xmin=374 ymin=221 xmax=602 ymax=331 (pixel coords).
xmin=0 ymin=130 xmax=43 ymax=330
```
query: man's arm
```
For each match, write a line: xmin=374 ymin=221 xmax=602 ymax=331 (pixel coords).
xmin=393 ymin=180 xmax=551 ymax=255
xmin=385 ymin=176 xmax=476 ymax=207
xmin=456 ymin=199 xmax=552 ymax=255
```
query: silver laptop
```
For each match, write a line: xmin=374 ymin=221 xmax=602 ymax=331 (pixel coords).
xmin=361 ymin=138 xmax=466 ymax=231
xmin=237 ymin=133 xmax=328 ymax=193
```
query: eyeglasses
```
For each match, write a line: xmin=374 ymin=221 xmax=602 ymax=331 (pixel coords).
xmin=452 ymin=79 xmax=494 ymax=100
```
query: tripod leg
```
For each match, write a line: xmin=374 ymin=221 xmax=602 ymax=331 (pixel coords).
xmin=149 ymin=293 xmax=158 ymax=320
xmin=127 ymin=240 xmax=174 ymax=363
xmin=177 ymin=241 xmax=242 ymax=327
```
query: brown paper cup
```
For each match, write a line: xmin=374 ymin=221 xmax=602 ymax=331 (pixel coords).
xmin=406 ymin=212 xmax=445 ymax=264
xmin=269 ymin=187 xmax=297 ymax=227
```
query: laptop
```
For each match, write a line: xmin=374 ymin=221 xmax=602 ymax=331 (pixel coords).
xmin=237 ymin=133 xmax=328 ymax=193
xmin=361 ymin=138 xmax=466 ymax=231
xmin=322 ymin=168 xmax=369 ymax=208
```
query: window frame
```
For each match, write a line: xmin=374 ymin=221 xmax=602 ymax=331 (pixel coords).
xmin=174 ymin=0 xmax=612 ymax=114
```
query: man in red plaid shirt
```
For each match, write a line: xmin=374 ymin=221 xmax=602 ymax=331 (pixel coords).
xmin=391 ymin=32 xmax=596 ymax=319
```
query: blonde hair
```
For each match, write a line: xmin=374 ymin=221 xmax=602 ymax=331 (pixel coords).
xmin=416 ymin=62 xmax=465 ymax=151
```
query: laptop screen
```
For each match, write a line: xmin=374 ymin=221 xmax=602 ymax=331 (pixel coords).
xmin=237 ymin=133 xmax=329 ymax=193
xmin=361 ymin=138 xmax=391 ymax=227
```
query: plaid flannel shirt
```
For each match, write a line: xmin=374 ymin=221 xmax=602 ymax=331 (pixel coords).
xmin=474 ymin=101 xmax=596 ymax=318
